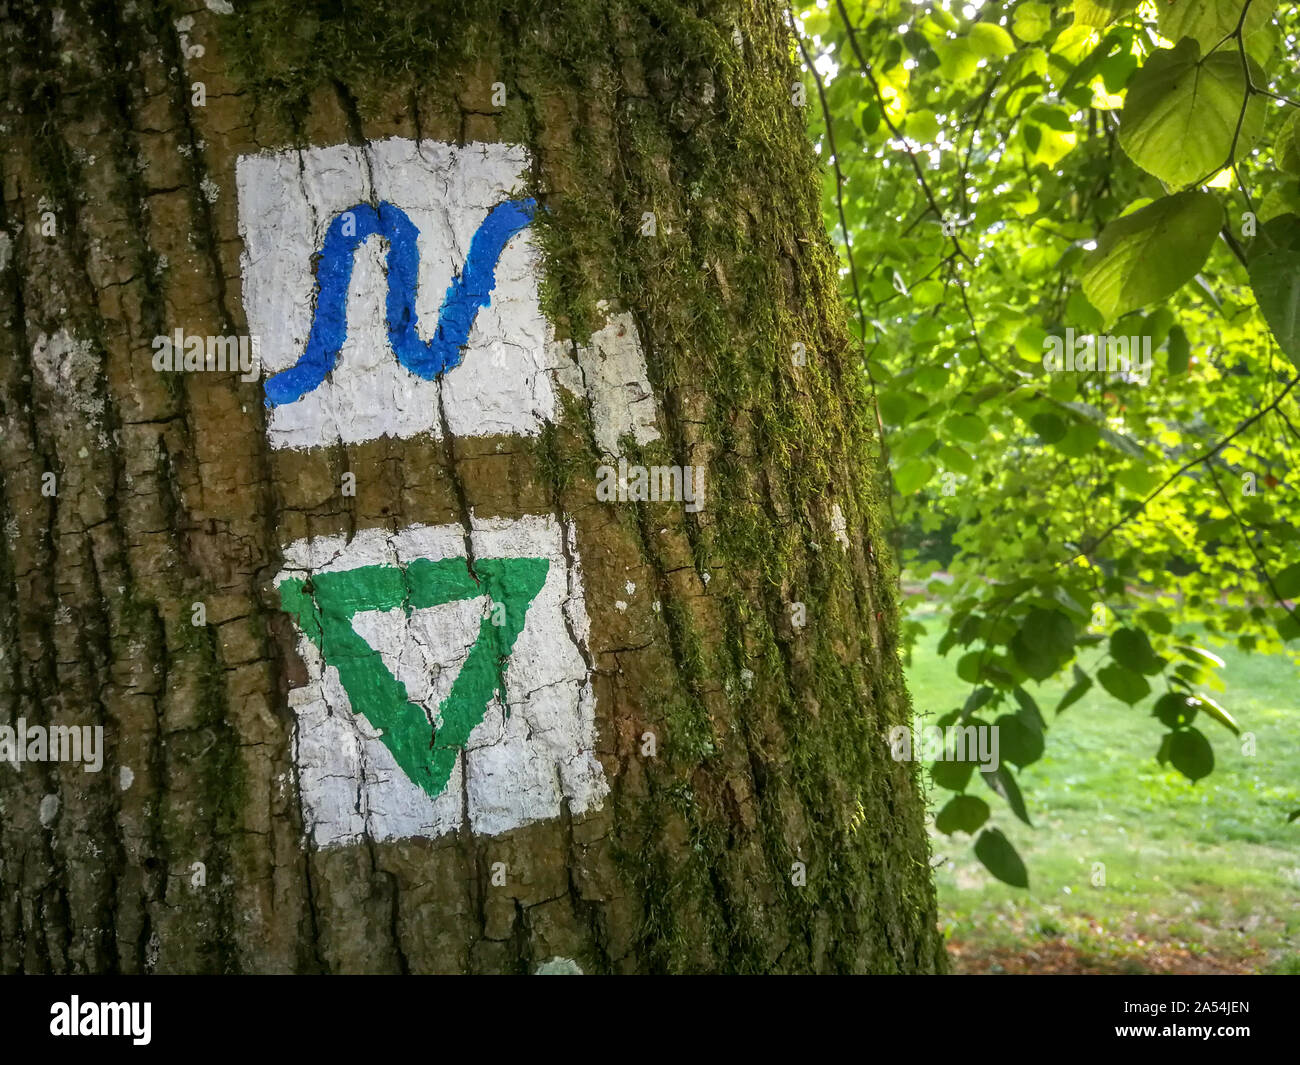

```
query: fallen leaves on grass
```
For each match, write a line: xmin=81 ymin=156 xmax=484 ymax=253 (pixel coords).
xmin=948 ymin=937 xmax=1263 ymax=975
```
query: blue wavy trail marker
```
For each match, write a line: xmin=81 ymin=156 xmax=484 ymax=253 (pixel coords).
xmin=263 ymin=197 xmax=537 ymax=408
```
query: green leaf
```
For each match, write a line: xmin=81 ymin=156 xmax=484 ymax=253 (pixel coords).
xmin=1153 ymin=691 xmax=1199 ymax=728
xmin=1260 ymin=181 xmax=1300 ymax=224
xmin=1081 ymin=192 xmax=1224 ymax=322
xmin=1145 ymin=306 xmax=1176 ymax=346
xmin=1010 ymin=630 xmax=1054 ymax=681
xmin=912 ymin=279 xmax=945 ymax=306
xmin=995 ymin=714 xmax=1045 ymax=768
xmin=1276 ymin=110 xmax=1300 ymax=177
xmin=1168 ymin=727 xmax=1215 ymax=781
xmin=904 ymin=108 xmax=940 ymax=144
xmin=974 ymin=827 xmax=1029 ymax=888
xmin=945 ymin=413 xmax=987 ymax=445
xmin=1010 ymin=608 xmax=1075 ymax=680
xmin=981 ymin=763 xmax=1032 ymax=825
xmin=1012 ymin=686 xmax=1046 ymax=732
xmin=1247 ymin=214 xmax=1300 ymax=367
xmin=1099 ymin=45 xmax=1139 ymax=94
xmin=1014 ymin=323 xmax=1048 ymax=361
xmin=1056 ymin=665 xmax=1093 ymax=714
xmin=1023 ymin=608 xmax=1076 ymax=657
xmin=913 ymin=363 xmax=949 ymax=391
xmin=1110 ymin=626 xmax=1164 ymax=675
xmin=1098 ymin=662 xmax=1151 ymax=704
xmin=1065 ymin=285 xmax=1105 ymax=333
xmin=1030 ymin=412 xmax=1067 ymax=443
xmin=878 ymin=389 xmax=919 ymax=425
xmin=1013 ymin=1 xmax=1052 ymax=42
xmin=1195 ymin=692 xmax=1240 ymax=735
xmin=1196 ymin=517 xmax=1235 ymax=542
xmin=1177 ymin=644 xmax=1225 ymax=669
xmin=1097 ymin=423 xmax=1152 ymax=460
xmin=895 ymin=458 xmax=934 ymax=495
xmin=1138 ymin=610 xmax=1173 ymax=635
xmin=935 ymin=794 xmax=990 ymax=835
xmin=938 ymin=443 xmax=975 ymax=475
xmin=1166 ymin=325 xmax=1191 ymax=374
xmin=1158 ymin=0 xmax=1277 ymax=65
xmin=962 ymin=686 xmax=996 ymax=717
xmin=957 ymin=650 xmax=985 ymax=684
xmin=1117 ymin=465 xmax=1161 ymax=495
xmin=934 ymin=38 xmax=979 ymax=81
xmin=893 ymin=427 xmax=938 ymax=460
xmin=1073 ymin=0 xmax=1139 ymax=27
xmin=969 ymin=22 xmax=1015 ymax=59
xmin=928 ymin=6 xmax=959 ymax=31
xmin=1276 ymin=610 xmax=1300 ymax=643
xmin=929 ymin=758 xmax=975 ymax=792
xmin=1118 ymin=39 xmax=1266 ymax=188
xmin=1054 ymin=421 xmax=1101 ymax=457
xmin=1275 ymin=560 xmax=1300 ymax=598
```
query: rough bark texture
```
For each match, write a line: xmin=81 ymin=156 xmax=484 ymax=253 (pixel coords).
xmin=0 ymin=0 xmax=945 ymax=973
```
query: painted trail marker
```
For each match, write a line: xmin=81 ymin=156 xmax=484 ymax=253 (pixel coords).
xmin=236 ymin=138 xmax=663 ymax=845
xmin=237 ymin=139 xmax=557 ymax=448
xmin=262 ymin=197 xmax=537 ymax=407
xmin=278 ymin=553 xmax=548 ymax=800
xmin=275 ymin=516 xmax=608 ymax=846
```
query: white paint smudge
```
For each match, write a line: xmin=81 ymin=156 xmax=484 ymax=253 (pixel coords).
xmin=204 ymin=0 xmax=234 ymax=13
xmin=536 ymin=957 xmax=584 ymax=975
xmin=552 ymin=303 xmax=660 ymax=456
xmin=174 ymin=16 xmax=204 ymax=61
xmin=39 ymin=793 xmax=60 ymax=826
xmin=831 ymin=504 xmax=850 ymax=550
xmin=276 ymin=514 xmax=607 ymax=847
xmin=119 ymin=766 xmax=134 ymax=791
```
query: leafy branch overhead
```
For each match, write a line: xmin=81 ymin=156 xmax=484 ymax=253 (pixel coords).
xmin=794 ymin=0 xmax=1300 ymax=887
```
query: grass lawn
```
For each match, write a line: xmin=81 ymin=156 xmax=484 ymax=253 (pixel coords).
xmin=904 ymin=610 xmax=1300 ymax=974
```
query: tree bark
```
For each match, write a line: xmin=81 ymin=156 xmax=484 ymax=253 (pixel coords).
xmin=0 ymin=0 xmax=944 ymax=973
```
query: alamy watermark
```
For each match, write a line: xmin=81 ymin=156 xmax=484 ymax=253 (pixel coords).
xmin=596 ymin=458 xmax=705 ymax=513
xmin=152 ymin=328 xmax=260 ymax=381
xmin=50 ymin=997 xmax=151 ymax=1045
xmin=889 ymin=722 xmax=1000 ymax=773
xmin=1042 ymin=328 xmax=1153 ymax=385
xmin=0 ymin=719 xmax=104 ymax=772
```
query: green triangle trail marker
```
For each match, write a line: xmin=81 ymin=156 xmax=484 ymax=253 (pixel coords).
xmin=278 ymin=556 xmax=549 ymax=799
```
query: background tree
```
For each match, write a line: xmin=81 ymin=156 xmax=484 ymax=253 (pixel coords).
xmin=0 ymin=0 xmax=943 ymax=973
xmin=792 ymin=0 xmax=1300 ymax=884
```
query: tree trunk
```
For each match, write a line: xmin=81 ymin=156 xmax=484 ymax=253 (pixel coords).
xmin=0 ymin=0 xmax=944 ymax=974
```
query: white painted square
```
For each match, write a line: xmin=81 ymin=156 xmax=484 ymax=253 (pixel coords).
xmin=275 ymin=514 xmax=608 ymax=846
xmin=237 ymin=139 xmax=558 ymax=449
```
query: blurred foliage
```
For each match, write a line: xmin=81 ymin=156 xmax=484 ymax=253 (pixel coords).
xmin=792 ymin=0 xmax=1300 ymax=884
